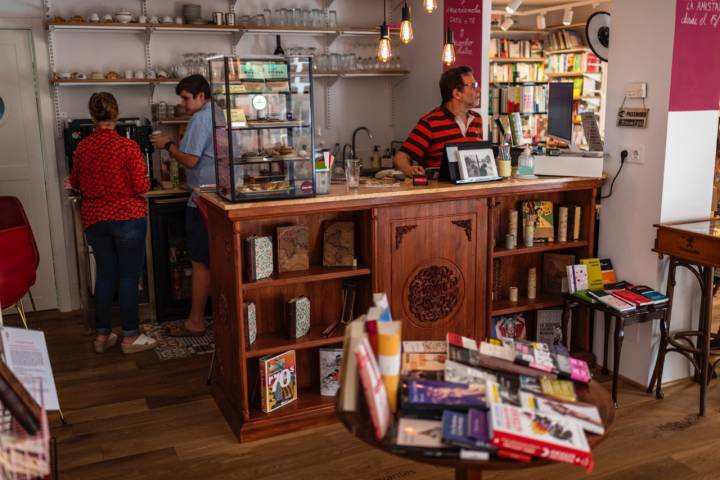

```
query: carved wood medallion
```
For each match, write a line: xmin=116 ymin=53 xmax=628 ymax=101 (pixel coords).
xmin=404 ymin=260 xmax=464 ymax=324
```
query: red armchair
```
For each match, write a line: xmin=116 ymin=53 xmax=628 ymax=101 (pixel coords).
xmin=0 ymin=196 xmax=39 ymax=328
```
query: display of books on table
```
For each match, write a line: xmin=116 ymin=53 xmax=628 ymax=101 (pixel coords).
xmin=339 ymin=295 xmax=607 ymax=473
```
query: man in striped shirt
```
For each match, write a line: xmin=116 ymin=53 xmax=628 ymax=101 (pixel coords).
xmin=395 ymin=65 xmax=483 ymax=177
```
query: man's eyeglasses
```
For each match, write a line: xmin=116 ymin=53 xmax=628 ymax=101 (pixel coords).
xmin=462 ymin=81 xmax=479 ymax=90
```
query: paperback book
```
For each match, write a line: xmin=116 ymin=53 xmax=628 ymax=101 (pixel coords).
xmin=444 ymin=360 xmax=497 ymax=386
xmin=579 ymin=258 xmax=604 ymax=290
xmin=489 ymin=403 xmax=593 ymax=472
xmin=259 ymin=350 xmax=298 ymax=413
xmin=319 ymin=348 xmax=343 ymax=396
xmin=404 ymin=379 xmax=486 ymax=411
xmin=566 ymin=264 xmax=589 ymax=293
xmin=520 ymin=391 xmax=605 ymax=435
xmin=441 ymin=409 xmax=494 ymax=454
xmin=355 ymin=335 xmax=392 ymax=439
xmin=587 ymin=289 xmax=636 ymax=313
xmin=628 ymin=285 xmax=669 ymax=305
xmin=401 ymin=353 xmax=447 ymax=375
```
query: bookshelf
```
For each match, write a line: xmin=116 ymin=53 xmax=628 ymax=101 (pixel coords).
xmin=488 ymin=189 xmax=597 ymax=350
xmin=489 ymin=25 xmax=606 ymax=147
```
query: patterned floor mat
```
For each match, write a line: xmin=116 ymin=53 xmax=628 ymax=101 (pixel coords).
xmin=140 ymin=320 xmax=214 ymax=361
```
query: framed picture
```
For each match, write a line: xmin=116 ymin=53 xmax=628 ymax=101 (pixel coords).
xmin=458 ymin=148 xmax=499 ymax=181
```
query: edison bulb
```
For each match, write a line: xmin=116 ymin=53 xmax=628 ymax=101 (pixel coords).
xmin=423 ymin=0 xmax=438 ymax=13
xmin=400 ymin=20 xmax=413 ymax=44
xmin=442 ymin=42 xmax=456 ymax=66
xmin=377 ymin=37 xmax=393 ymax=63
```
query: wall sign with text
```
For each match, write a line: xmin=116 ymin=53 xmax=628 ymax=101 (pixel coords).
xmin=443 ymin=0 xmax=483 ymax=76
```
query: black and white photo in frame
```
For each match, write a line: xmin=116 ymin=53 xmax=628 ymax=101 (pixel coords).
xmin=458 ymin=147 xmax=498 ymax=180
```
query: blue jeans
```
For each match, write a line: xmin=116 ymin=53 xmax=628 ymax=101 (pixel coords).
xmin=85 ymin=218 xmax=147 ymax=337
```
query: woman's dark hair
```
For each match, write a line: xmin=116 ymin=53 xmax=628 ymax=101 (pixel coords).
xmin=175 ymin=74 xmax=211 ymax=99
xmin=88 ymin=92 xmax=119 ymax=122
xmin=439 ymin=66 xmax=474 ymax=103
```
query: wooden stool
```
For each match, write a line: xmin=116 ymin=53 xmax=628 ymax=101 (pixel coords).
xmin=646 ymin=256 xmax=720 ymax=415
xmin=562 ymin=294 xmax=668 ymax=408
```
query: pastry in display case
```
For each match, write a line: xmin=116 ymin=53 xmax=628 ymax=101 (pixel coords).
xmin=209 ymin=55 xmax=316 ymax=202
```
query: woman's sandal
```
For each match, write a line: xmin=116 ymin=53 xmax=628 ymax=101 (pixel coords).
xmin=94 ymin=332 xmax=118 ymax=353
xmin=120 ymin=334 xmax=158 ymax=354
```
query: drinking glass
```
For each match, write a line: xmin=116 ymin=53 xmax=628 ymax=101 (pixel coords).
xmin=328 ymin=10 xmax=337 ymax=27
xmin=253 ymin=14 xmax=265 ymax=26
xmin=311 ymin=9 xmax=323 ymax=27
xmin=291 ymin=8 xmax=302 ymax=26
xmin=330 ymin=53 xmax=341 ymax=72
xmin=345 ymin=159 xmax=361 ymax=188
xmin=263 ymin=8 xmax=272 ymax=25
xmin=274 ymin=8 xmax=286 ymax=26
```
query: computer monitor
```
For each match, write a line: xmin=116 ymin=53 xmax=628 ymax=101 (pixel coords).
xmin=547 ymin=82 xmax=574 ymax=146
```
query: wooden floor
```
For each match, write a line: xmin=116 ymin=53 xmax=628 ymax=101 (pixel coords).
xmin=9 ymin=303 xmax=720 ymax=480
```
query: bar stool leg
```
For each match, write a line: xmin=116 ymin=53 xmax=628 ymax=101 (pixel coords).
xmin=612 ymin=315 xmax=624 ymax=409
xmin=602 ymin=312 xmax=611 ymax=375
xmin=649 ymin=257 xmax=679 ymax=398
xmin=699 ymin=266 xmax=714 ymax=416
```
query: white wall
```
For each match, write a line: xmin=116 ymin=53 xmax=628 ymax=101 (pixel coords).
xmin=596 ymin=0 xmax=718 ymax=386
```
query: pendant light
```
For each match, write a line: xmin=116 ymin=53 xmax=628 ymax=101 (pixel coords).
xmin=423 ymin=0 xmax=438 ymax=13
xmin=377 ymin=0 xmax=392 ymax=63
xmin=441 ymin=26 xmax=456 ymax=66
xmin=399 ymin=1 xmax=413 ymax=44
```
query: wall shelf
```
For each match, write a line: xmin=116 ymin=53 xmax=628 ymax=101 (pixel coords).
xmin=546 ymin=72 xmax=601 ymax=78
xmin=314 ymin=70 xmax=408 ymax=78
xmin=545 ymin=47 xmax=591 ymax=54
xmin=490 ymin=58 xmax=545 ymax=63
xmin=490 ymin=81 xmax=548 ymax=85
xmin=52 ymin=78 xmax=181 ymax=86
xmin=244 ymin=326 xmax=344 ymax=359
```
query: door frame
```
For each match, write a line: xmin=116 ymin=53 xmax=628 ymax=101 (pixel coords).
xmin=0 ymin=19 xmax=79 ymax=311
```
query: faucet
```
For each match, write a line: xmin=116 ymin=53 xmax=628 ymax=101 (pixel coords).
xmin=352 ymin=126 xmax=373 ymax=162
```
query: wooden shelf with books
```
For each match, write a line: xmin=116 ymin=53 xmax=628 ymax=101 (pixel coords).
xmin=493 ymin=240 xmax=589 ymax=258
xmin=244 ymin=325 xmax=344 ymax=359
xmin=490 ymin=81 xmax=548 ymax=85
xmin=248 ymin=389 xmax=335 ymax=421
xmin=545 ymin=47 xmax=591 ymax=54
xmin=547 ymin=72 xmax=600 ymax=78
xmin=242 ymin=266 xmax=370 ymax=291
xmin=491 ymin=294 xmax=565 ymax=316
xmin=490 ymin=58 xmax=545 ymax=63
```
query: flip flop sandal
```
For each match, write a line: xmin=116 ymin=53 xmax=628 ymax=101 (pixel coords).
xmin=94 ymin=332 xmax=118 ymax=353
xmin=167 ymin=322 xmax=207 ymax=338
xmin=121 ymin=334 xmax=158 ymax=354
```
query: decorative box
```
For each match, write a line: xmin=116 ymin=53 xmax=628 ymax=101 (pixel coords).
xmin=285 ymin=296 xmax=311 ymax=339
xmin=322 ymin=221 xmax=355 ymax=267
xmin=244 ymin=301 xmax=256 ymax=347
xmin=245 ymin=236 xmax=273 ymax=281
xmin=276 ymin=225 xmax=309 ymax=273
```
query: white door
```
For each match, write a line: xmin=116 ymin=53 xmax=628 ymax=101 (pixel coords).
xmin=0 ymin=29 xmax=57 ymax=311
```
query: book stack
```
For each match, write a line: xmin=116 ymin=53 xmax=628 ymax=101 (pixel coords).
xmin=489 ymin=86 xmax=547 ymax=114
xmin=547 ymin=29 xmax=585 ymax=50
xmin=489 ymin=38 xmax=544 ymax=58
xmin=546 ymin=52 xmax=600 ymax=74
xmin=490 ymin=63 xmax=546 ymax=83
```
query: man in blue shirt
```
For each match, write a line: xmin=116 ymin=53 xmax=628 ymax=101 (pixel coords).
xmin=151 ymin=75 xmax=215 ymax=336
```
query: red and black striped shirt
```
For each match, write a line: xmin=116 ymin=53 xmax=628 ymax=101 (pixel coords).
xmin=400 ymin=106 xmax=484 ymax=168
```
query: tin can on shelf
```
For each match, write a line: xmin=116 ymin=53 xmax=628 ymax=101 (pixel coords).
xmin=505 ymin=233 xmax=515 ymax=250
xmin=213 ymin=12 xmax=224 ymax=25
xmin=225 ymin=12 xmax=235 ymax=25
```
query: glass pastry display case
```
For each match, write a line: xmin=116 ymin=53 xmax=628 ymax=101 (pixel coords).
xmin=209 ymin=55 xmax=316 ymax=202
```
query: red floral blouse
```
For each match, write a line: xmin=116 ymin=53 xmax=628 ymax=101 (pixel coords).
xmin=70 ymin=128 xmax=150 ymax=229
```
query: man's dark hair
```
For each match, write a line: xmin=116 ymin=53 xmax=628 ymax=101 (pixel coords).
xmin=175 ymin=74 xmax=211 ymax=99
xmin=439 ymin=66 xmax=474 ymax=103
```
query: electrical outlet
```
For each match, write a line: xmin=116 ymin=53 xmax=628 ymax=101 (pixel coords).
xmin=622 ymin=145 xmax=645 ymax=164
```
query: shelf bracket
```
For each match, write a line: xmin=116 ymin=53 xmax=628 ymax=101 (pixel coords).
xmin=144 ymin=27 xmax=155 ymax=72
xmin=140 ymin=0 xmax=148 ymax=17
xmin=230 ymin=30 xmax=244 ymax=56
xmin=326 ymin=33 xmax=340 ymax=47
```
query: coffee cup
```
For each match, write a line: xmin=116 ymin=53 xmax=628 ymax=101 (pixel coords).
xmin=134 ymin=70 xmax=145 ymax=79
xmin=149 ymin=15 xmax=159 ymax=24
xmin=123 ymin=70 xmax=134 ymax=79
xmin=88 ymin=13 xmax=100 ymax=22
xmin=175 ymin=16 xmax=183 ymax=24
xmin=138 ymin=15 xmax=147 ymax=23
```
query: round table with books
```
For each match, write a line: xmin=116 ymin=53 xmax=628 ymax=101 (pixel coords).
xmin=337 ymin=380 xmax=614 ymax=480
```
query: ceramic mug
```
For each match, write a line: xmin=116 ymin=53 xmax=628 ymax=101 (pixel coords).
xmin=102 ymin=13 xmax=114 ymax=22
xmin=175 ymin=16 xmax=183 ymax=24
xmin=88 ymin=13 xmax=100 ymax=22
xmin=123 ymin=70 xmax=134 ymax=79
xmin=138 ymin=15 xmax=147 ymax=23
xmin=134 ymin=70 xmax=145 ymax=79
xmin=149 ymin=16 xmax=159 ymax=24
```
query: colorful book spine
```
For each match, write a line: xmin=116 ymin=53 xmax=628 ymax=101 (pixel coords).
xmin=579 ymin=258 xmax=604 ymax=290
xmin=587 ymin=290 xmax=636 ymax=312
xmin=355 ymin=336 xmax=391 ymax=440
xmin=377 ymin=321 xmax=402 ymax=413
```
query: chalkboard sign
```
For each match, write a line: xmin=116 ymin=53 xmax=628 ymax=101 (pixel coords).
xmin=443 ymin=0 xmax=483 ymax=76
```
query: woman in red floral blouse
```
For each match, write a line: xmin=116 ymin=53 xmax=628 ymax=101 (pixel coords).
xmin=69 ymin=92 xmax=157 ymax=354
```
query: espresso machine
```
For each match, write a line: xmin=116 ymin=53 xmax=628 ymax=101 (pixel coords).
xmin=63 ymin=117 xmax=156 ymax=184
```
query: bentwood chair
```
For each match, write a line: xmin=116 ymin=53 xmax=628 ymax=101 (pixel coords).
xmin=0 ymin=196 xmax=39 ymax=328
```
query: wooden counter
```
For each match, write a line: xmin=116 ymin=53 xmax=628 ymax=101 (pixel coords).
xmin=201 ymin=176 xmax=603 ymax=442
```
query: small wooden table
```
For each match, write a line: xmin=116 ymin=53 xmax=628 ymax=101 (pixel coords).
xmin=337 ymin=382 xmax=614 ymax=480
xmin=652 ymin=218 xmax=720 ymax=416
xmin=562 ymin=294 xmax=669 ymax=408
